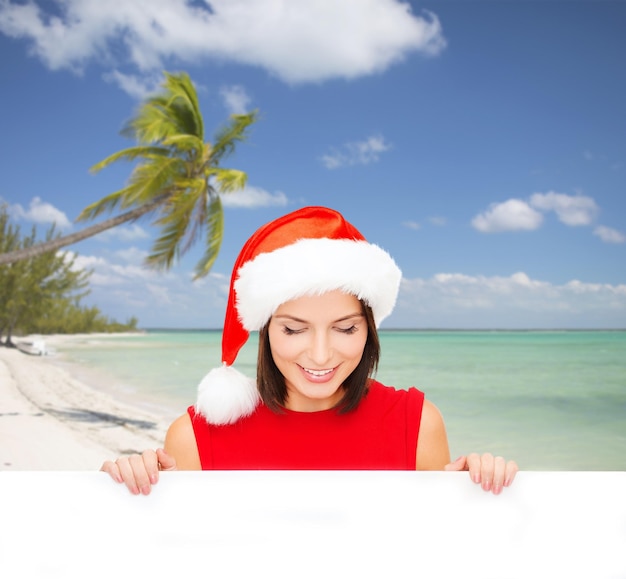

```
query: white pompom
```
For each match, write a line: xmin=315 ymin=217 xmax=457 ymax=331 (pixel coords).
xmin=195 ymin=364 xmax=260 ymax=425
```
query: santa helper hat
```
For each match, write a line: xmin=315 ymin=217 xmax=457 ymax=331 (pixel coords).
xmin=195 ymin=206 xmax=402 ymax=425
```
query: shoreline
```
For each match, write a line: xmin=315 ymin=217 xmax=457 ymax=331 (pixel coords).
xmin=0 ymin=334 xmax=170 ymax=471
xmin=3 ymin=331 xmax=624 ymax=472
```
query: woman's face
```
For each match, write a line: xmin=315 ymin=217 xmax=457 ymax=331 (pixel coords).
xmin=267 ymin=290 xmax=368 ymax=412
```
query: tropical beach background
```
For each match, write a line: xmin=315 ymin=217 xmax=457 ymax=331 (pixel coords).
xmin=0 ymin=1 xmax=625 ymax=472
xmin=27 ymin=328 xmax=626 ymax=472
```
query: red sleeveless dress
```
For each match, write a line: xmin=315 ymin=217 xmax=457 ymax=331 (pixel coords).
xmin=187 ymin=380 xmax=424 ymax=470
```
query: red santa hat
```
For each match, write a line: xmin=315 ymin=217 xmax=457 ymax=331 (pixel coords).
xmin=195 ymin=206 xmax=402 ymax=424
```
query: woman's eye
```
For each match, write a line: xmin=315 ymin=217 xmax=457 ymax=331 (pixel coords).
xmin=282 ymin=326 xmax=304 ymax=335
xmin=337 ymin=325 xmax=358 ymax=335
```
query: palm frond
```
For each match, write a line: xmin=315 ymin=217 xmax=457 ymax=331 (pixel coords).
xmin=193 ymin=196 xmax=224 ymax=279
xmin=118 ymin=157 xmax=182 ymax=209
xmin=166 ymin=190 xmax=207 ymax=258
xmin=80 ymin=156 xmax=181 ymax=222
xmin=122 ymin=98 xmax=179 ymax=143
xmin=211 ymin=168 xmax=248 ymax=193
xmin=163 ymin=71 xmax=204 ymax=139
xmin=161 ymin=134 xmax=205 ymax=155
xmin=89 ymin=146 xmax=169 ymax=174
xmin=144 ymin=189 xmax=202 ymax=270
xmin=122 ymin=72 xmax=203 ymax=143
xmin=76 ymin=187 xmax=136 ymax=221
xmin=211 ymin=110 xmax=258 ymax=163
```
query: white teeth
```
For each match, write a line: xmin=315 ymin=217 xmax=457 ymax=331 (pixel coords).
xmin=304 ymin=368 xmax=333 ymax=376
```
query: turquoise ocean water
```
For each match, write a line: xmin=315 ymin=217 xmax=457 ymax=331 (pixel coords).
xmin=54 ymin=330 xmax=626 ymax=471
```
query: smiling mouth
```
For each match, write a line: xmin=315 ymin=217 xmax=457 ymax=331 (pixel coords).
xmin=302 ymin=367 xmax=334 ymax=377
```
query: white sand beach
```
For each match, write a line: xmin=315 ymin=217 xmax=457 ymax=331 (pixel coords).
xmin=0 ymin=335 xmax=170 ymax=470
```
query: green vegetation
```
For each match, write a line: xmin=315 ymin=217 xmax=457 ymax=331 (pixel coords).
xmin=0 ymin=70 xmax=256 ymax=341
xmin=22 ymin=299 xmax=138 ymax=336
xmin=0 ymin=71 xmax=257 ymax=278
xmin=0 ymin=206 xmax=137 ymax=346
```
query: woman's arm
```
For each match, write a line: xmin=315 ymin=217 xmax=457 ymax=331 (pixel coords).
xmin=415 ymin=398 xmax=451 ymax=470
xmin=415 ymin=399 xmax=518 ymax=494
xmin=163 ymin=412 xmax=201 ymax=470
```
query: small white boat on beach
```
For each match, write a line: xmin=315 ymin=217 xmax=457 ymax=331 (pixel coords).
xmin=16 ymin=339 xmax=53 ymax=356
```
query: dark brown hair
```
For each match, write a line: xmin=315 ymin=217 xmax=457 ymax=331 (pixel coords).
xmin=256 ymin=299 xmax=380 ymax=413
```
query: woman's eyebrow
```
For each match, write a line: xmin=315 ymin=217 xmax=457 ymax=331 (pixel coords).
xmin=273 ymin=312 xmax=363 ymax=324
xmin=334 ymin=313 xmax=364 ymax=323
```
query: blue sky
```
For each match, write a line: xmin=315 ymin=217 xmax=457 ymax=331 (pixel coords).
xmin=1 ymin=0 xmax=624 ymax=329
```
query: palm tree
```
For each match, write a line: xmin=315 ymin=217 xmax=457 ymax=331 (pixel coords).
xmin=0 ymin=71 xmax=257 ymax=278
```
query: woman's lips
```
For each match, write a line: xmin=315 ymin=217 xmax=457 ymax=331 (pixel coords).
xmin=300 ymin=365 xmax=337 ymax=383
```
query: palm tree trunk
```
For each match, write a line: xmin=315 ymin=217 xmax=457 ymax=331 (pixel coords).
xmin=4 ymin=313 xmax=18 ymax=347
xmin=0 ymin=195 xmax=169 ymax=266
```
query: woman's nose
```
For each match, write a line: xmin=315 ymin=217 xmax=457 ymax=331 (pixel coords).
xmin=308 ymin=331 xmax=332 ymax=366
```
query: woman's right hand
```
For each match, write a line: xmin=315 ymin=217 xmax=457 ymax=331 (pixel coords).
xmin=100 ymin=448 xmax=177 ymax=495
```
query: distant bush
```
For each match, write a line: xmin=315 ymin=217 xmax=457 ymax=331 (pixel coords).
xmin=20 ymin=299 xmax=139 ymax=335
xmin=1 ymin=204 xmax=139 ymax=344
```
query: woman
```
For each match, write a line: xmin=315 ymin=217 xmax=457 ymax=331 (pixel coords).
xmin=102 ymin=206 xmax=518 ymax=494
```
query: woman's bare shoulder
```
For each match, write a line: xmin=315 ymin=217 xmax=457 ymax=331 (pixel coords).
xmin=415 ymin=398 xmax=451 ymax=470
xmin=164 ymin=412 xmax=201 ymax=470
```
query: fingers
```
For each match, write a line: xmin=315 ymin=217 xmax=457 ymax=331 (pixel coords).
xmin=156 ymin=448 xmax=177 ymax=472
xmin=443 ymin=455 xmax=467 ymax=471
xmin=466 ymin=453 xmax=519 ymax=495
xmin=465 ymin=452 xmax=482 ymax=483
xmin=100 ymin=449 xmax=164 ymax=496
xmin=100 ymin=459 xmax=123 ymax=483
xmin=504 ymin=459 xmax=519 ymax=488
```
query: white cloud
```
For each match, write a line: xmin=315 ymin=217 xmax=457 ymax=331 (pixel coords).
xmin=71 ymin=254 xmax=108 ymax=269
xmin=0 ymin=0 xmax=446 ymax=84
xmin=471 ymin=199 xmax=543 ymax=233
xmin=108 ymin=261 xmax=165 ymax=281
xmin=72 ymin=249 xmax=231 ymax=327
xmin=75 ymin=252 xmax=165 ymax=287
xmin=220 ymin=186 xmax=289 ymax=208
xmin=69 ymin=246 xmax=626 ymax=329
xmin=95 ymin=223 xmax=150 ymax=242
xmin=115 ymin=246 xmax=149 ymax=263
xmin=321 ymin=135 xmax=392 ymax=169
xmin=529 ymin=191 xmax=598 ymax=226
xmin=145 ymin=282 xmax=174 ymax=306
xmin=8 ymin=196 xmax=72 ymax=230
xmin=219 ymin=85 xmax=252 ymax=115
xmin=389 ymin=272 xmax=626 ymax=329
xmin=472 ymin=191 xmax=604 ymax=235
xmin=403 ymin=221 xmax=421 ymax=231
xmin=593 ymin=225 xmax=625 ymax=244
xmin=103 ymin=70 xmax=162 ymax=99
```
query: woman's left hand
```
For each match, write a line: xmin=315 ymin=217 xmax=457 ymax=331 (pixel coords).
xmin=444 ymin=453 xmax=518 ymax=495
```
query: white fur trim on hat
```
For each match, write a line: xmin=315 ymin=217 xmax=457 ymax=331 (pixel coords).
xmin=195 ymin=364 xmax=260 ymax=425
xmin=234 ymin=237 xmax=401 ymax=331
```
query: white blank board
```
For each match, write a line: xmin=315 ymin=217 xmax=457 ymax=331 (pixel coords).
xmin=0 ymin=471 xmax=624 ymax=579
